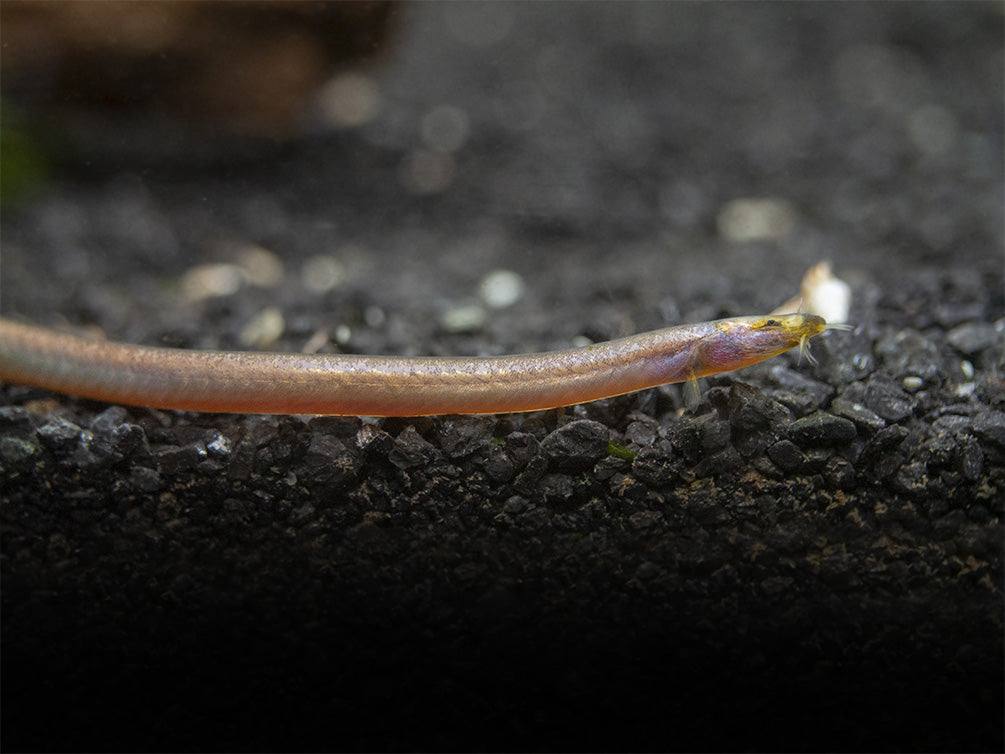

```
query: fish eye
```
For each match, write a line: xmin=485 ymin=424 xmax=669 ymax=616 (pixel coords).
xmin=761 ymin=318 xmax=782 ymax=328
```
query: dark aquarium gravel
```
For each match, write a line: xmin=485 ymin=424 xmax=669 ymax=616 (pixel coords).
xmin=2 ymin=3 xmax=1002 ymax=752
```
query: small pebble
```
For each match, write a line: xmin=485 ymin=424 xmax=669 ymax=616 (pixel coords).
xmin=37 ymin=417 xmax=85 ymax=449
xmin=356 ymin=423 xmax=394 ymax=456
xmin=301 ymin=329 xmax=330 ymax=355
xmin=625 ymin=419 xmax=659 ymax=447
xmin=931 ymin=415 xmax=973 ymax=434
xmin=90 ymin=406 xmax=129 ymax=434
xmin=129 ymin=466 xmax=162 ymax=493
xmin=0 ymin=406 xmax=33 ymax=432
xmin=182 ymin=263 xmax=243 ymax=300
xmin=436 ymin=416 xmax=495 ymax=459
xmin=825 ymin=457 xmax=857 ymax=489
xmin=364 ymin=305 xmax=387 ymax=329
xmin=235 ymin=244 xmax=284 ymax=287
xmin=955 ymin=438 xmax=984 ymax=482
xmin=541 ymin=420 xmax=609 ymax=471
xmin=972 ymin=412 xmax=1005 ymax=448
xmin=935 ymin=302 xmax=986 ymax=328
xmin=440 ymin=304 xmax=487 ymax=333
xmin=303 ymin=433 xmax=362 ymax=485
xmin=844 ymin=376 xmax=916 ymax=422
xmin=317 ymin=72 xmax=381 ymax=128
xmin=301 ymin=255 xmax=347 ymax=294
xmin=954 ymin=382 xmax=977 ymax=398
xmin=869 ymin=424 xmax=909 ymax=453
xmin=830 ymin=397 xmax=886 ymax=433
xmin=1 ymin=436 xmax=40 ymax=464
xmin=769 ymin=365 xmax=834 ymax=407
xmin=479 ymin=269 xmax=525 ymax=309
xmin=727 ymin=382 xmax=791 ymax=432
xmin=876 ymin=330 xmax=944 ymax=383
xmin=156 ymin=443 xmax=206 ymax=474
xmin=668 ymin=413 xmax=730 ymax=460
xmin=110 ymin=423 xmax=150 ymax=458
xmin=788 ymin=414 xmax=857 ymax=447
xmin=389 ymin=426 xmax=441 ymax=469
xmin=334 ymin=324 xmax=352 ymax=345
xmin=481 ymin=444 xmax=517 ymax=483
xmin=767 ymin=439 xmax=806 ymax=472
xmin=206 ymin=433 xmax=232 ymax=457
xmin=893 ymin=462 xmax=928 ymax=496
xmin=632 ymin=447 xmax=677 ymax=486
xmin=716 ymin=197 xmax=796 ymax=242
xmin=946 ymin=321 xmax=998 ymax=355
xmin=239 ymin=307 xmax=285 ymax=348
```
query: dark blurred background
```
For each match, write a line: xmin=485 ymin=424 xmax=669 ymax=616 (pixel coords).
xmin=2 ymin=3 xmax=1002 ymax=752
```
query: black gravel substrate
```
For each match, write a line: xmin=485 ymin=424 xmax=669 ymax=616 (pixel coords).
xmin=2 ymin=3 xmax=1002 ymax=752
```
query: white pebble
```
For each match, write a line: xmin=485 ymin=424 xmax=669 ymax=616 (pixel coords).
xmin=181 ymin=263 xmax=243 ymax=300
xmin=239 ymin=307 xmax=285 ymax=348
xmin=717 ymin=198 xmax=797 ymax=242
xmin=441 ymin=305 xmax=487 ymax=333
xmin=479 ymin=269 xmax=525 ymax=309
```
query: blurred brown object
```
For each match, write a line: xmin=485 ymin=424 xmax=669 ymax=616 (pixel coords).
xmin=1 ymin=1 xmax=396 ymax=138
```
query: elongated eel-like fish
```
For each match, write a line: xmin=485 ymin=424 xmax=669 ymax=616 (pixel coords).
xmin=0 ymin=313 xmax=827 ymax=416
